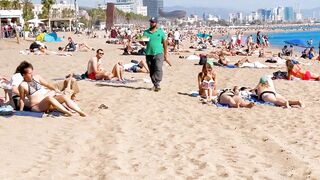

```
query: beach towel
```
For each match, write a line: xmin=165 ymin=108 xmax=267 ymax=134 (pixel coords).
xmin=186 ymin=55 xmax=200 ymax=61
xmin=89 ymin=78 xmax=138 ymax=85
xmin=13 ymin=111 xmax=44 ymax=118
xmin=189 ymin=91 xmax=274 ymax=108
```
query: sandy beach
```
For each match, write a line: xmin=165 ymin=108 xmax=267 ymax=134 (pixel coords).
xmin=1 ymin=33 xmax=320 ymax=179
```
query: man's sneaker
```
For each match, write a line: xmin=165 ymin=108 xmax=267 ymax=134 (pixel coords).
xmin=153 ymin=86 xmax=161 ymax=92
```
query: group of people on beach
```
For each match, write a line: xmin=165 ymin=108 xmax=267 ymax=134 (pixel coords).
xmin=0 ymin=16 xmax=172 ymax=116
xmin=3 ymin=16 xmax=320 ymax=116
xmin=195 ymin=31 xmax=320 ymax=108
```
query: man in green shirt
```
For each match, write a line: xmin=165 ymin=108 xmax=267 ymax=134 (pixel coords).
xmin=143 ymin=17 xmax=172 ymax=92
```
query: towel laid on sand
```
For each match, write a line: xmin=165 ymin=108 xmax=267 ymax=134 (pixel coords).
xmin=190 ymin=91 xmax=274 ymax=108
xmin=89 ymin=78 xmax=138 ymax=85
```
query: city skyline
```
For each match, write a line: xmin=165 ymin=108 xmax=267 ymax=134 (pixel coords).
xmin=32 ymin=0 xmax=319 ymax=10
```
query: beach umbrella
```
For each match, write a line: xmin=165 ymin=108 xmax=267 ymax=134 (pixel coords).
xmin=284 ymin=39 xmax=309 ymax=48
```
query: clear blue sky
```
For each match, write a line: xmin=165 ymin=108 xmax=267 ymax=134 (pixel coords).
xmin=33 ymin=0 xmax=318 ymax=10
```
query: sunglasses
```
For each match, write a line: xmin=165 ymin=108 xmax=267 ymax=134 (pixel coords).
xmin=99 ymin=52 xmax=104 ymax=55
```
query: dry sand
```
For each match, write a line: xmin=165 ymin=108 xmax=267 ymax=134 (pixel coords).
xmin=0 ymin=33 xmax=320 ymax=179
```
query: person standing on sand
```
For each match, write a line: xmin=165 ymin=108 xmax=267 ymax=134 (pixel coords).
xmin=143 ymin=17 xmax=172 ymax=92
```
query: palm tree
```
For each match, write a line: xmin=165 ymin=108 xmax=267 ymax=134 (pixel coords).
xmin=62 ymin=8 xmax=75 ymax=18
xmin=40 ymin=0 xmax=55 ymax=19
xmin=0 ymin=0 xmax=12 ymax=10
xmin=11 ymin=0 xmax=21 ymax=10
xmin=22 ymin=0 xmax=34 ymax=21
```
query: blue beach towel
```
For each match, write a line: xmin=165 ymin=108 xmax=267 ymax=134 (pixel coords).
xmin=14 ymin=111 xmax=44 ymax=118
xmin=190 ymin=91 xmax=274 ymax=108
xmin=226 ymin=65 xmax=237 ymax=68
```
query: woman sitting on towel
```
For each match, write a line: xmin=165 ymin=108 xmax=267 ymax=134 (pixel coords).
xmin=217 ymin=86 xmax=255 ymax=108
xmin=198 ymin=61 xmax=217 ymax=99
xmin=18 ymin=61 xmax=87 ymax=117
xmin=286 ymin=59 xmax=320 ymax=81
xmin=254 ymin=76 xmax=303 ymax=108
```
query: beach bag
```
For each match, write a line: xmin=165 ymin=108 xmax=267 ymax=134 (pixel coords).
xmin=272 ymin=71 xmax=287 ymax=80
xmin=0 ymin=105 xmax=14 ymax=116
xmin=199 ymin=55 xmax=207 ymax=65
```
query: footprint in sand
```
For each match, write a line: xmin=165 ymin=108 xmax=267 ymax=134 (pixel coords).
xmin=216 ymin=165 xmax=229 ymax=177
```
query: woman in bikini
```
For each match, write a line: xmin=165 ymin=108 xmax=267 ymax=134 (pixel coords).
xmin=218 ymin=86 xmax=255 ymax=108
xmin=254 ymin=76 xmax=303 ymax=108
xmin=286 ymin=59 xmax=320 ymax=81
xmin=198 ymin=62 xmax=217 ymax=99
xmin=18 ymin=61 xmax=87 ymax=117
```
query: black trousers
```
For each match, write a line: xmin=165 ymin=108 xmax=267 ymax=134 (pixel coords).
xmin=146 ymin=54 xmax=164 ymax=87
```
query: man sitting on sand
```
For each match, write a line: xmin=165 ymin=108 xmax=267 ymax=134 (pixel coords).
xmin=61 ymin=37 xmax=95 ymax=52
xmin=87 ymin=49 xmax=124 ymax=81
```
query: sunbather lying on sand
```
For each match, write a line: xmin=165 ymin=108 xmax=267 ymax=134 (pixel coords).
xmin=217 ymin=86 xmax=255 ymax=108
xmin=286 ymin=59 xmax=320 ymax=81
xmin=253 ymin=76 xmax=303 ymax=108
xmin=121 ymin=60 xmax=149 ymax=73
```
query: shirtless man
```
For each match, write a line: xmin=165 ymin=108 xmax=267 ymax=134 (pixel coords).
xmin=87 ymin=49 xmax=124 ymax=81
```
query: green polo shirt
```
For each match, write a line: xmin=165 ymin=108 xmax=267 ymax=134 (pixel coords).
xmin=143 ymin=28 xmax=166 ymax=55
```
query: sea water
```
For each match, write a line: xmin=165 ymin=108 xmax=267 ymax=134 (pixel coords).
xmin=266 ymin=31 xmax=320 ymax=50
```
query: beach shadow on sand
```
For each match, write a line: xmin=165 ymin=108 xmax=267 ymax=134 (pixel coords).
xmin=96 ymin=83 xmax=152 ymax=91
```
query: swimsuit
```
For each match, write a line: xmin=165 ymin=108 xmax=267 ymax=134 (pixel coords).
xmin=218 ymin=89 xmax=235 ymax=103
xmin=290 ymin=66 xmax=311 ymax=80
xmin=130 ymin=65 xmax=139 ymax=73
xmin=259 ymin=91 xmax=276 ymax=101
xmin=27 ymin=78 xmax=43 ymax=95
xmin=88 ymin=72 xmax=96 ymax=80
xmin=201 ymin=79 xmax=214 ymax=90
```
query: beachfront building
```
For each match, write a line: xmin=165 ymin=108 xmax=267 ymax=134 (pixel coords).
xmin=0 ymin=10 xmax=24 ymax=38
xmin=32 ymin=1 xmax=77 ymax=19
xmin=206 ymin=14 xmax=219 ymax=22
xmin=113 ymin=0 xmax=147 ymax=16
xmin=272 ymin=6 xmax=285 ymax=22
xmin=229 ymin=12 xmax=243 ymax=24
xmin=143 ymin=0 xmax=163 ymax=17
xmin=284 ymin=7 xmax=295 ymax=22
